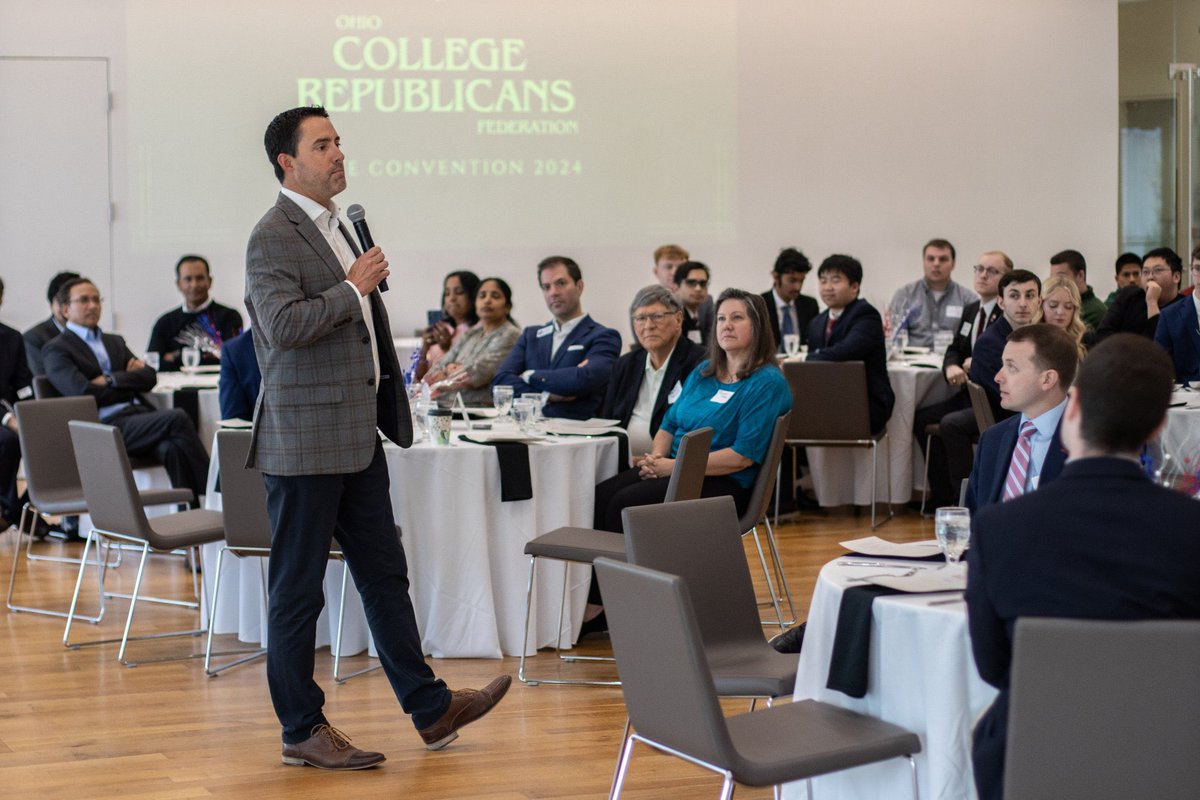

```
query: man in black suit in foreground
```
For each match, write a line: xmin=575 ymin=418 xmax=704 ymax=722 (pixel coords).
xmin=965 ymin=333 xmax=1200 ymax=800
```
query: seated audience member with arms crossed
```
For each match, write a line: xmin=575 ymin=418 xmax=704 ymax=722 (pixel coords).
xmin=593 ymin=288 xmax=792 ymax=532
xmin=421 ymin=277 xmax=521 ymax=406
xmin=43 ymin=277 xmax=210 ymax=501
xmin=805 ymin=254 xmax=895 ymax=435
xmin=492 ymin=256 xmax=620 ymax=420
xmin=147 ymin=254 xmax=243 ymax=371
xmin=601 ymin=285 xmax=705 ymax=462
xmin=965 ymin=333 xmax=1200 ymax=800
xmin=1152 ymin=256 xmax=1200 ymax=382
xmin=964 ymin=323 xmax=1074 ymax=513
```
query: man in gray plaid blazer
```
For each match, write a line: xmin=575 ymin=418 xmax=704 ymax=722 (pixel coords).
xmin=245 ymin=106 xmax=508 ymax=771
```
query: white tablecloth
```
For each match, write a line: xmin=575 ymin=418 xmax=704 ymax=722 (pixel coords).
xmin=202 ymin=427 xmax=620 ymax=659
xmin=806 ymin=363 xmax=953 ymax=506
xmin=782 ymin=560 xmax=997 ymax=800
xmin=145 ymin=371 xmax=221 ymax=455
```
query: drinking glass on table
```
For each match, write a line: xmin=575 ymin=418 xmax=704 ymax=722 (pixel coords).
xmin=511 ymin=397 xmax=536 ymax=432
xmin=782 ymin=333 xmax=800 ymax=358
xmin=181 ymin=346 xmax=201 ymax=369
xmin=934 ymin=506 xmax=971 ymax=564
xmin=520 ymin=392 xmax=546 ymax=431
xmin=413 ymin=399 xmax=436 ymax=442
xmin=492 ymin=384 xmax=514 ymax=423
xmin=143 ymin=351 xmax=160 ymax=371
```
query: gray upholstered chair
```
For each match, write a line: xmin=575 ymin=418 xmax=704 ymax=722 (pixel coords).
xmin=1004 ymin=617 xmax=1200 ymax=800
xmin=782 ymin=361 xmax=891 ymax=529
xmin=595 ymin=558 xmax=921 ymax=800
xmin=966 ymin=379 xmax=996 ymax=433
xmin=518 ymin=426 xmax=713 ymax=687
xmin=206 ymin=428 xmax=380 ymax=683
xmin=31 ymin=375 xmax=60 ymax=399
xmin=737 ymin=411 xmax=796 ymax=629
xmin=62 ymin=420 xmax=223 ymax=666
xmin=7 ymin=397 xmax=192 ymax=620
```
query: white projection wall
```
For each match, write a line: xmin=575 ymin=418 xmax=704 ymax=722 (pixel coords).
xmin=0 ymin=0 xmax=1117 ymax=348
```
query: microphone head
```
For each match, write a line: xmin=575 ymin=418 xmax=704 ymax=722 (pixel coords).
xmin=346 ymin=203 xmax=367 ymax=223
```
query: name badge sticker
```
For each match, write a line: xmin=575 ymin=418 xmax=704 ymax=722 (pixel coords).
xmin=667 ymin=381 xmax=682 ymax=404
xmin=567 ymin=344 xmax=585 ymax=351
xmin=960 ymin=321 xmax=972 ymax=336
xmin=536 ymin=325 xmax=554 ymax=338
xmin=945 ymin=304 xmax=963 ymax=320
xmin=710 ymin=389 xmax=735 ymax=404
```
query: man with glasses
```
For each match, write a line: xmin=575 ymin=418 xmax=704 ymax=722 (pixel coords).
xmin=673 ymin=261 xmax=714 ymax=345
xmin=41 ymin=277 xmax=209 ymax=501
xmin=762 ymin=247 xmax=819 ymax=351
xmin=1153 ymin=256 xmax=1200 ymax=382
xmin=912 ymin=250 xmax=1011 ymax=511
xmin=1095 ymin=246 xmax=1184 ymax=343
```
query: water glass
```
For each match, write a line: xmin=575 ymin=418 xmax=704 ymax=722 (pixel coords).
xmin=413 ymin=399 xmax=436 ymax=442
xmin=144 ymin=351 xmax=160 ymax=371
xmin=511 ymin=397 xmax=536 ymax=432
xmin=934 ymin=506 xmax=971 ymax=564
xmin=782 ymin=333 xmax=800 ymax=357
xmin=181 ymin=346 xmax=201 ymax=369
xmin=492 ymin=384 xmax=514 ymax=419
xmin=520 ymin=392 xmax=546 ymax=429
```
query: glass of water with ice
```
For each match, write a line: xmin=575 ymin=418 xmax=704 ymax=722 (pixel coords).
xmin=934 ymin=506 xmax=971 ymax=564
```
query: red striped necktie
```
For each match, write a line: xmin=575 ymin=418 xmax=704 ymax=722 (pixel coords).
xmin=1002 ymin=420 xmax=1037 ymax=501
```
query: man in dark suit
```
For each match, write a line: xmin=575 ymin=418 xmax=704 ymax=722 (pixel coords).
xmin=0 ymin=277 xmax=33 ymax=528
xmin=601 ymin=285 xmax=704 ymax=461
xmin=966 ymin=334 xmax=1200 ymax=800
xmin=673 ymin=261 xmax=714 ymax=346
xmin=22 ymin=270 xmax=79 ymax=376
xmin=492 ymin=256 xmax=621 ymax=420
xmin=806 ymin=254 xmax=894 ymax=434
xmin=218 ymin=328 xmax=261 ymax=421
xmin=42 ymin=277 xmax=209 ymax=501
xmin=969 ymin=270 xmax=1042 ymax=420
xmin=1095 ymin=246 xmax=1184 ymax=343
xmin=912 ymin=250 xmax=1010 ymax=510
xmin=246 ymin=106 xmax=507 ymax=771
xmin=963 ymin=324 xmax=1074 ymax=513
xmin=1152 ymin=279 xmax=1200 ymax=382
xmin=762 ymin=247 xmax=819 ymax=351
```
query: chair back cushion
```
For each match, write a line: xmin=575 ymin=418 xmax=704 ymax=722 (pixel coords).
xmin=216 ymin=429 xmax=274 ymax=550
xmin=966 ymin=380 xmax=996 ymax=432
xmin=32 ymin=375 xmax=62 ymax=399
xmin=14 ymin=397 xmax=99 ymax=508
xmin=594 ymin=558 xmax=735 ymax=765
xmin=783 ymin=361 xmax=870 ymax=439
xmin=67 ymin=421 xmax=153 ymax=541
xmin=740 ymin=412 xmax=791 ymax=530
xmin=1005 ymin=617 xmax=1200 ymax=799
xmin=663 ymin=426 xmax=713 ymax=503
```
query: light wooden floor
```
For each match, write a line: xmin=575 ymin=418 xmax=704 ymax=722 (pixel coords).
xmin=1 ymin=505 xmax=933 ymax=800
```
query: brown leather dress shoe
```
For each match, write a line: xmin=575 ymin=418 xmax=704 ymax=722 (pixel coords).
xmin=418 ymin=675 xmax=512 ymax=751
xmin=281 ymin=724 xmax=386 ymax=770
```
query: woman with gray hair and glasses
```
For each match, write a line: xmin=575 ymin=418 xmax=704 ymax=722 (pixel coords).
xmin=601 ymin=285 xmax=706 ymax=461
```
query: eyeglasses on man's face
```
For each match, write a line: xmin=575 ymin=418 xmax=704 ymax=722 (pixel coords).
xmin=972 ymin=265 xmax=1002 ymax=277
xmin=1141 ymin=266 xmax=1171 ymax=278
xmin=632 ymin=311 xmax=677 ymax=326
xmin=682 ymin=278 xmax=709 ymax=288
xmin=67 ymin=294 xmax=103 ymax=305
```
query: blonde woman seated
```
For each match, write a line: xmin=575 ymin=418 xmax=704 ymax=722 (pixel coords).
xmin=1036 ymin=273 xmax=1089 ymax=359
xmin=422 ymin=278 xmax=520 ymax=405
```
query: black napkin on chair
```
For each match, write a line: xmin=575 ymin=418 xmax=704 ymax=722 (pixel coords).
xmin=826 ymin=584 xmax=905 ymax=698
xmin=458 ymin=437 xmax=532 ymax=502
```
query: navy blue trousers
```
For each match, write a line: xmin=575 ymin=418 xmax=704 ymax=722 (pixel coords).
xmin=263 ymin=439 xmax=450 ymax=744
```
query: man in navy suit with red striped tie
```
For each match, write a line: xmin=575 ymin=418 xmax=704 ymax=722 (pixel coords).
xmin=963 ymin=323 xmax=1075 ymax=513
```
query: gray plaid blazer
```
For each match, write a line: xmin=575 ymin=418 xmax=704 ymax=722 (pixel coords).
xmin=244 ymin=193 xmax=412 ymax=476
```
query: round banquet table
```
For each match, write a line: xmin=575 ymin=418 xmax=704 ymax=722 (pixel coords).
xmin=781 ymin=559 xmax=997 ymax=800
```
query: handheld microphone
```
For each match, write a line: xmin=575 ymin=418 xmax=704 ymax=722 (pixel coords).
xmin=346 ymin=203 xmax=388 ymax=293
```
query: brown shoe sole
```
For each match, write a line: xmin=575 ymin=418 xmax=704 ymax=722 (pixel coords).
xmin=281 ymin=753 xmax=386 ymax=770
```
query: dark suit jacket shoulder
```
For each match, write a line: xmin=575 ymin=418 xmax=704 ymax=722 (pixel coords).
xmin=1 ymin=322 xmax=32 ymax=404
xmin=1153 ymin=296 xmax=1200 ymax=382
xmin=219 ymin=329 xmax=262 ymax=421
xmin=761 ymin=289 xmax=820 ymax=348
xmin=943 ymin=300 xmax=1002 ymax=373
xmin=969 ymin=317 xmax=1014 ymax=420
xmin=805 ymin=298 xmax=895 ymax=434
xmin=491 ymin=315 xmax=622 ymax=419
xmin=964 ymin=411 xmax=1067 ymax=513
xmin=601 ymin=338 xmax=705 ymax=432
xmin=1095 ymin=285 xmax=1182 ymax=343
xmin=42 ymin=329 xmax=156 ymax=408
xmin=22 ymin=317 xmax=60 ymax=376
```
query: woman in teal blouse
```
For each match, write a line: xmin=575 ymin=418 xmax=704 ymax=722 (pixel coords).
xmin=593 ymin=288 xmax=793 ymax=532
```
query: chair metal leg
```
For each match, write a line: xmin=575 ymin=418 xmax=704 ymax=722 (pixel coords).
xmin=609 ymin=728 xmax=637 ymax=800
xmin=204 ymin=547 xmax=267 ymax=677
xmin=63 ymin=531 xmax=107 ymax=645
xmin=333 ymin=557 xmax=381 ymax=684
xmin=761 ymin=516 xmax=796 ymax=626
xmin=747 ymin=526 xmax=786 ymax=630
xmin=608 ymin=716 xmax=632 ymax=800
xmin=8 ymin=504 xmax=113 ymax=620
xmin=920 ymin=432 xmax=933 ymax=515
xmin=520 ymin=555 xmax=619 ymax=687
xmin=907 ymin=754 xmax=919 ymax=800
xmin=869 ymin=437 xmax=893 ymax=530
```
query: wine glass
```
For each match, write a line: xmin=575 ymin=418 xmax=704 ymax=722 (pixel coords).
xmin=492 ymin=385 xmax=514 ymax=422
xmin=934 ymin=507 xmax=971 ymax=564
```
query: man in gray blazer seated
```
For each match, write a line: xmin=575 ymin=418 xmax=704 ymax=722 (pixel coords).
xmin=245 ymin=106 xmax=508 ymax=771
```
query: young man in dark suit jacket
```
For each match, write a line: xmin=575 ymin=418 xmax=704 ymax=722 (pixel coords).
xmin=492 ymin=256 xmax=621 ymax=420
xmin=762 ymin=247 xmax=819 ymax=351
xmin=966 ymin=334 xmax=1200 ymax=800
xmin=22 ymin=270 xmax=80 ymax=376
xmin=1152 ymin=283 xmax=1200 ymax=382
xmin=963 ymin=324 xmax=1074 ymax=513
xmin=805 ymin=254 xmax=894 ymax=434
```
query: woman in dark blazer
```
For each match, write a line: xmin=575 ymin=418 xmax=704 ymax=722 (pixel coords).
xmin=601 ymin=285 xmax=705 ymax=463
